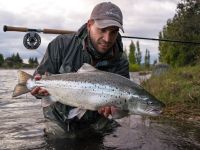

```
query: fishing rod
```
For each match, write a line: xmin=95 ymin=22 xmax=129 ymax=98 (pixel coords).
xmin=122 ymin=36 xmax=200 ymax=45
xmin=3 ymin=25 xmax=75 ymax=49
xmin=3 ymin=25 xmax=200 ymax=50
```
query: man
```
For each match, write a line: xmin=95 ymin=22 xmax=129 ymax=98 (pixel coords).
xmin=31 ymin=2 xmax=129 ymax=138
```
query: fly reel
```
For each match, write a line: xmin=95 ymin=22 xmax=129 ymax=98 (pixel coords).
xmin=23 ymin=32 xmax=41 ymax=49
xmin=4 ymin=25 xmax=75 ymax=50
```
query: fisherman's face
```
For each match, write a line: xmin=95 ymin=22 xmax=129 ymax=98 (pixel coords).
xmin=87 ymin=20 xmax=119 ymax=54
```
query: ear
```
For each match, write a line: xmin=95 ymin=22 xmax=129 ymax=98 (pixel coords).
xmin=87 ymin=19 xmax=95 ymax=31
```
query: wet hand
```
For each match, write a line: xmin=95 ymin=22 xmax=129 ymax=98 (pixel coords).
xmin=30 ymin=73 xmax=49 ymax=97
xmin=98 ymin=106 xmax=118 ymax=118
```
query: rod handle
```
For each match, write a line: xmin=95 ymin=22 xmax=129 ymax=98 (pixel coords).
xmin=3 ymin=25 xmax=28 ymax=32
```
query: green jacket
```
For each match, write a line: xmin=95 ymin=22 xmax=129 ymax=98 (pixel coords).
xmin=35 ymin=23 xmax=129 ymax=132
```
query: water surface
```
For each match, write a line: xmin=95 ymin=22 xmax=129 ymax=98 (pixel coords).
xmin=0 ymin=70 xmax=199 ymax=150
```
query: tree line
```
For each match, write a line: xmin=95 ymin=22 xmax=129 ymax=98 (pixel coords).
xmin=1 ymin=44 xmax=150 ymax=71
xmin=125 ymin=40 xmax=153 ymax=71
xmin=159 ymin=0 xmax=200 ymax=66
xmin=127 ymin=0 xmax=199 ymax=70
xmin=0 ymin=52 xmax=39 ymax=68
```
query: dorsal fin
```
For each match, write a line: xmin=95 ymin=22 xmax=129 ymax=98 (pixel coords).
xmin=77 ymin=63 xmax=98 ymax=73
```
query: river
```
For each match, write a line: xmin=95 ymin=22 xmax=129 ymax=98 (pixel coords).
xmin=0 ymin=69 xmax=199 ymax=150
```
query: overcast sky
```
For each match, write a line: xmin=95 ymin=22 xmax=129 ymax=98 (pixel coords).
xmin=0 ymin=0 xmax=180 ymax=63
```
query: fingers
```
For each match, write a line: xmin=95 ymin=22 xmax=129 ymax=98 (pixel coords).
xmin=31 ymin=87 xmax=49 ymax=97
xmin=98 ymin=106 xmax=112 ymax=118
xmin=38 ymin=88 xmax=49 ymax=96
xmin=31 ymin=73 xmax=49 ymax=97
xmin=104 ymin=107 xmax=111 ymax=117
xmin=31 ymin=87 xmax=41 ymax=95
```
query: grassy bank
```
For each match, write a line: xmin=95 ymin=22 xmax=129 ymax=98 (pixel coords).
xmin=141 ymin=65 xmax=200 ymax=121
xmin=129 ymin=64 xmax=151 ymax=72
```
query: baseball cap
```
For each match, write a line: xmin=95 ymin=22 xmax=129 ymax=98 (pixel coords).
xmin=90 ymin=2 xmax=124 ymax=32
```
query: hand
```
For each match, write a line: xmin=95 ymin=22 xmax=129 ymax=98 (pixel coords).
xmin=30 ymin=73 xmax=49 ymax=97
xmin=98 ymin=106 xmax=118 ymax=118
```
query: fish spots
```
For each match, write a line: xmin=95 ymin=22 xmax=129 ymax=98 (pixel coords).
xmin=127 ymin=91 xmax=131 ymax=95
xmin=115 ymin=95 xmax=121 ymax=99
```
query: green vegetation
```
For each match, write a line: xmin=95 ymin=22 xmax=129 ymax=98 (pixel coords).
xmin=127 ymin=40 xmax=151 ymax=72
xmin=146 ymin=0 xmax=200 ymax=121
xmin=0 ymin=53 xmax=4 ymax=66
xmin=128 ymin=40 xmax=136 ymax=64
xmin=126 ymin=1 xmax=200 ymax=121
xmin=159 ymin=0 xmax=200 ymax=66
xmin=28 ymin=57 xmax=39 ymax=68
xmin=0 ymin=53 xmax=39 ymax=69
xmin=129 ymin=63 xmax=140 ymax=72
xmin=142 ymin=65 xmax=200 ymax=121
xmin=144 ymin=49 xmax=150 ymax=68
xmin=135 ymin=41 xmax=142 ymax=65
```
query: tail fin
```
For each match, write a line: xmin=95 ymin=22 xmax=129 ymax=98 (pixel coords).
xmin=12 ymin=70 xmax=33 ymax=97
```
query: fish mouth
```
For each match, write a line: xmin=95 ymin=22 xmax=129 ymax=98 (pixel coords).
xmin=134 ymin=107 xmax=163 ymax=116
xmin=147 ymin=108 xmax=164 ymax=116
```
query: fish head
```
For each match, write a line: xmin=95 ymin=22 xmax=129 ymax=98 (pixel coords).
xmin=128 ymin=94 xmax=165 ymax=116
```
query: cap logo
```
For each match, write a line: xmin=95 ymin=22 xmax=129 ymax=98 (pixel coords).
xmin=106 ymin=8 xmax=120 ymax=18
xmin=105 ymin=11 xmax=120 ymax=19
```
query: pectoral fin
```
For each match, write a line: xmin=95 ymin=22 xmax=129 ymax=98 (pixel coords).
xmin=68 ymin=108 xmax=87 ymax=119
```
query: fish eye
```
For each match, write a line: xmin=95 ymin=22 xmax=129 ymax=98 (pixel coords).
xmin=147 ymin=101 xmax=153 ymax=105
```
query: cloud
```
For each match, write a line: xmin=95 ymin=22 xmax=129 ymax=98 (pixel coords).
xmin=0 ymin=0 xmax=180 ymax=63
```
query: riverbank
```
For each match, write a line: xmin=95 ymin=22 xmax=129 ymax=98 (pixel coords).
xmin=141 ymin=65 xmax=200 ymax=122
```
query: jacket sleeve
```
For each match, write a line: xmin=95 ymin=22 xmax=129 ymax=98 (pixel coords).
xmin=34 ymin=35 xmax=65 ymax=75
xmin=114 ymin=52 xmax=130 ymax=79
xmin=113 ymin=34 xmax=130 ymax=79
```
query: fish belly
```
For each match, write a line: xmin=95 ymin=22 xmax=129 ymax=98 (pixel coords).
xmin=46 ymin=87 xmax=109 ymax=110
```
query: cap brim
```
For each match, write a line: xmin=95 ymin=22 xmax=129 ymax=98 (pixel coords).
xmin=94 ymin=19 xmax=124 ymax=32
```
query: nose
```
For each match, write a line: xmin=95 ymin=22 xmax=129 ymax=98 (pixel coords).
xmin=103 ymin=31 xmax=112 ymax=42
